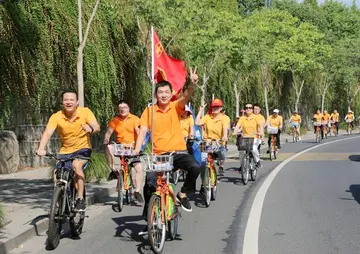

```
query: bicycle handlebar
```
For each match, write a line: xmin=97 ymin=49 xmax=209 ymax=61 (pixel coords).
xmin=43 ymin=153 xmax=91 ymax=161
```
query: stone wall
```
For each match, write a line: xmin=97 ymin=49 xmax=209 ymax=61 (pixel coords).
xmin=0 ymin=131 xmax=20 ymax=174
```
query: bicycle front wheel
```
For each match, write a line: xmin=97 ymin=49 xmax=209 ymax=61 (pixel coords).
xmin=241 ymin=154 xmax=249 ymax=185
xmin=204 ymin=166 xmax=211 ymax=207
xmin=148 ymin=195 xmax=166 ymax=254
xmin=70 ymin=187 xmax=85 ymax=237
xmin=47 ymin=186 xmax=64 ymax=250
xmin=117 ymin=171 xmax=124 ymax=212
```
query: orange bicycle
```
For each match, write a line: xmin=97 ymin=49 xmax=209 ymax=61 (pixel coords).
xmin=112 ymin=143 xmax=136 ymax=212
xmin=290 ymin=123 xmax=299 ymax=143
xmin=267 ymin=126 xmax=279 ymax=161
xmin=330 ymin=120 xmax=337 ymax=137
xmin=313 ymin=122 xmax=322 ymax=143
xmin=144 ymin=152 xmax=183 ymax=254
xmin=346 ymin=119 xmax=353 ymax=135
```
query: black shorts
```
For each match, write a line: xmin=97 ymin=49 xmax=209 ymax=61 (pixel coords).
xmin=56 ymin=148 xmax=91 ymax=171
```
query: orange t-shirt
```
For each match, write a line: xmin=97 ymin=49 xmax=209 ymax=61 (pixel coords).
xmin=108 ymin=113 xmax=140 ymax=144
xmin=47 ymin=107 xmax=96 ymax=154
xmin=140 ymin=101 xmax=186 ymax=154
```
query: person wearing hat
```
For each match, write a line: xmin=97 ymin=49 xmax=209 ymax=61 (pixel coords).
xmin=266 ymin=109 xmax=283 ymax=151
xmin=345 ymin=110 xmax=355 ymax=130
xmin=196 ymin=98 xmax=228 ymax=181
xmin=289 ymin=110 xmax=302 ymax=140
xmin=180 ymin=105 xmax=195 ymax=139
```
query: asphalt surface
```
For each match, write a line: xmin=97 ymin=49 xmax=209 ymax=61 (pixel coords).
xmin=9 ymin=134 xmax=360 ymax=254
xmin=259 ymin=136 xmax=360 ymax=254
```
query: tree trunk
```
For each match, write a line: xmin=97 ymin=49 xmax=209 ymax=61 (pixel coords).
xmin=233 ymin=72 xmax=240 ymax=117
xmin=77 ymin=0 xmax=101 ymax=107
xmin=261 ymin=64 xmax=270 ymax=119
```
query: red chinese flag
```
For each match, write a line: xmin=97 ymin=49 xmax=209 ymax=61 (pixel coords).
xmin=152 ymin=28 xmax=187 ymax=100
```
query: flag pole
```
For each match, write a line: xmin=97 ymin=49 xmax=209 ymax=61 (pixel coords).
xmin=151 ymin=26 xmax=155 ymax=156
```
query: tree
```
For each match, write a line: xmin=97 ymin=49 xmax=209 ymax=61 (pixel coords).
xmin=77 ymin=0 xmax=101 ymax=106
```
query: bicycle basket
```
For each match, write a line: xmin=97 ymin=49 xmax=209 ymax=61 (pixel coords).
xmin=313 ymin=122 xmax=322 ymax=127
xmin=237 ymin=137 xmax=254 ymax=151
xmin=142 ymin=155 xmax=174 ymax=172
xmin=267 ymin=127 xmax=279 ymax=134
xmin=113 ymin=144 xmax=134 ymax=156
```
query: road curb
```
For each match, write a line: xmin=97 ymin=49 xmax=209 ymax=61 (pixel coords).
xmin=0 ymin=183 xmax=118 ymax=254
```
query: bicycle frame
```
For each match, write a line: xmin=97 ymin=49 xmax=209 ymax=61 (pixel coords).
xmin=207 ymin=153 xmax=217 ymax=188
xmin=116 ymin=156 xmax=132 ymax=191
xmin=271 ymin=134 xmax=277 ymax=151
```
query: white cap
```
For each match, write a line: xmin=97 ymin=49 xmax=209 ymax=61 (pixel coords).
xmin=185 ymin=105 xmax=192 ymax=113
xmin=348 ymin=110 xmax=353 ymax=113
xmin=273 ymin=109 xmax=280 ymax=113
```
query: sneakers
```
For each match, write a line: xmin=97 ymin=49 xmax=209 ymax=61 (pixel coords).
xmin=266 ymin=150 xmax=270 ymax=154
xmin=134 ymin=191 xmax=144 ymax=203
xmin=199 ymin=185 xmax=205 ymax=196
xmin=76 ymin=198 xmax=86 ymax=212
xmin=138 ymin=226 xmax=148 ymax=236
xmin=219 ymin=167 xmax=225 ymax=176
xmin=256 ymin=161 xmax=262 ymax=169
xmin=107 ymin=171 xmax=117 ymax=181
xmin=176 ymin=193 xmax=192 ymax=212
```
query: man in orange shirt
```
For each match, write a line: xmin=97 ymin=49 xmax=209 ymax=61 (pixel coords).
xmin=36 ymin=91 xmax=100 ymax=211
xmin=134 ymin=68 xmax=200 ymax=218
xmin=103 ymin=100 xmax=144 ymax=203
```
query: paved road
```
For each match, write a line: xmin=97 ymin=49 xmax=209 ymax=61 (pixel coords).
xmin=259 ymin=136 xmax=360 ymax=254
xmin=9 ymin=134 xmax=359 ymax=254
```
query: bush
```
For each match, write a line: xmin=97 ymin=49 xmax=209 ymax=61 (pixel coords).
xmin=85 ymin=152 xmax=111 ymax=183
xmin=0 ymin=202 xmax=4 ymax=225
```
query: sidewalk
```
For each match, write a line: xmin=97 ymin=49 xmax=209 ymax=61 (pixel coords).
xmin=0 ymin=167 xmax=118 ymax=254
xmin=0 ymin=129 xmax=343 ymax=253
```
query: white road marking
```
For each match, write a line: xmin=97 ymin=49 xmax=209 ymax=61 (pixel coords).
xmin=242 ymin=136 xmax=360 ymax=254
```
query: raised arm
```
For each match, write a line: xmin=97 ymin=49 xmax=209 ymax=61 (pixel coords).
xmin=195 ymin=104 xmax=206 ymax=126
xmin=178 ymin=67 xmax=198 ymax=109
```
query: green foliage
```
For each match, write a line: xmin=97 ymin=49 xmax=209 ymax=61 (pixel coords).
xmin=285 ymin=125 xmax=307 ymax=136
xmin=0 ymin=202 xmax=4 ymax=225
xmin=85 ymin=152 xmax=111 ymax=182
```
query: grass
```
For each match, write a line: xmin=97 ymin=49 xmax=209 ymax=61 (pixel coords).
xmin=0 ymin=202 xmax=5 ymax=226
xmin=285 ymin=126 xmax=307 ymax=136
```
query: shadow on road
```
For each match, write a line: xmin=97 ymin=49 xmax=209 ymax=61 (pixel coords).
xmin=347 ymin=185 xmax=360 ymax=204
xmin=348 ymin=155 xmax=360 ymax=162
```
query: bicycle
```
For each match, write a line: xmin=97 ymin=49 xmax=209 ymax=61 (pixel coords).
xmin=112 ymin=143 xmax=138 ymax=212
xmin=346 ymin=119 xmax=353 ymax=135
xmin=323 ymin=122 xmax=328 ymax=139
xmin=290 ymin=123 xmax=299 ymax=143
xmin=45 ymin=153 xmax=90 ymax=250
xmin=267 ymin=126 xmax=279 ymax=161
xmin=313 ymin=122 xmax=322 ymax=143
xmin=236 ymin=136 xmax=258 ymax=185
xmin=143 ymin=152 xmax=182 ymax=254
xmin=199 ymin=140 xmax=221 ymax=207
xmin=330 ymin=120 xmax=337 ymax=137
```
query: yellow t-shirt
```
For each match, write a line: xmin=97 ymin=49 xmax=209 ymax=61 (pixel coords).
xmin=180 ymin=115 xmax=194 ymax=138
xmin=290 ymin=114 xmax=301 ymax=123
xmin=236 ymin=114 xmax=260 ymax=138
xmin=47 ymin=107 xmax=97 ymax=154
xmin=330 ymin=113 xmax=339 ymax=122
xmin=254 ymin=114 xmax=266 ymax=126
xmin=313 ymin=113 xmax=323 ymax=123
xmin=323 ymin=113 xmax=331 ymax=122
xmin=267 ymin=115 xmax=283 ymax=128
xmin=200 ymin=114 xmax=227 ymax=140
xmin=346 ymin=113 xmax=354 ymax=121
xmin=222 ymin=114 xmax=231 ymax=129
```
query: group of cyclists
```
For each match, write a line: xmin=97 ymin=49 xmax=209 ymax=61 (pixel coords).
xmin=35 ymin=63 xmax=358 ymax=247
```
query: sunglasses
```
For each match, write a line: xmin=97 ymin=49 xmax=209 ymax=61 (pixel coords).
xmin=245 ymin=106 xmax=253 ymax=109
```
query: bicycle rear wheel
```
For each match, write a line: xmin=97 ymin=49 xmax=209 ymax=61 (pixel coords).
xmin=241 ymin=154 xmax=249 ymax=185
xmin=117 ymin=171 xmax=124 ymax=212
xmin=70 ymin=186 xmax=85 ymax=237
xmin=167 ymin=202 xmax=178 ymax=241
xmin=148 ymin=195 xmax=166 ymax=254
xmin=204 ymin=166 xmax=211 ymax=207
xmin=211 ymin=166 xmax=217 ymax=201
xmin=250 ymin=156 xmax=257 ymax=181
xmin=47 ymin=186 xmax=64 ymax=250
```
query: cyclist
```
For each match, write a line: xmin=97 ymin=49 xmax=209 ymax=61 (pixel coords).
xmin=103 ymin=100 xmax=144 ymax=203
xmin=289 ymin=111 xmax=302 ymax=140
xmin=195 ymin=98 xmax=229 ymax=176
xmin=180 ymin=105 xmax=194 ymax=139
xmin=323 ymin=110 xmax=331 ymax=134
xmin=266 ymin=109 xmax=283 ymax=152
xmin=233 ymin=103 xmax=263 ymax=168
xmin=313 ymin=109 xmax=324 ymax=139
xmin=134 ymin=67 xmax=200 ymax=223
xmin=36 ymin=91 xmax=100 ymax=211
xmin=345 ymin=110 xmax=355 ymax=130
xmin=330 ymin=109 xmax=340 ymax=133
xmin=253 ymin=104 xmax=266 ymax=151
